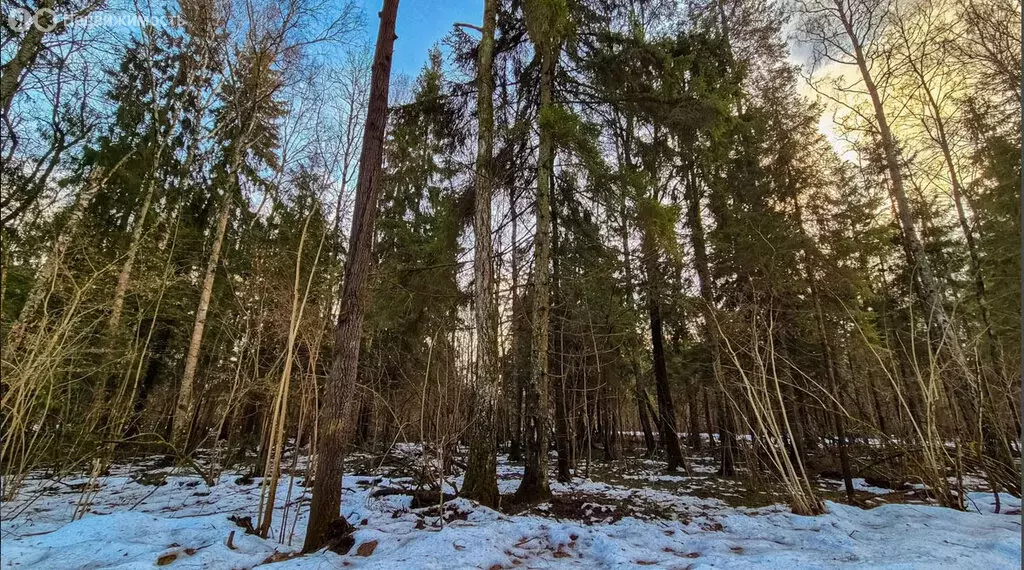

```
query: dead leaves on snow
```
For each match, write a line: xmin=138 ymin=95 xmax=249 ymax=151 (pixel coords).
xmin=155 ymin=545 xmax=198 ymax=566
xmin=355 ymin=540 xmax=379 ymax=556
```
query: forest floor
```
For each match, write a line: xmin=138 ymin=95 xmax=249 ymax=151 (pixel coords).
xmin=1 ymin=444 xmax=1020 ymax=569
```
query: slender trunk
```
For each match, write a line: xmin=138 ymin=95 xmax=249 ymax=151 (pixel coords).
xmin=645 ymin=275 xmax=683 ymax=470
xmin=507 ymin=190 xmax=524 ymax=462
xmin=777 ymin=334 xmax=806 ymax=463
xmin=914 ymin=82 xmax=1017 ymax=498
xmin=837 ymin=2 xmax=971 ymax=395
xmin=550 ymin=173 xmax=572 ymax=483
xmin=683 ymin=169 xmax=734 ymax=475
xmin=553 ymin=366 xmax=572 ymax=482
xmin=638 ymin=207 xmax=683 ymax=470
xmin=259 ymin=213 xmax=325 ymax=537
xmin=109 ymin=178 xmax=157 ymax=331
xmin=355 ymin=394 xmax=372 ymax=446
xmin=619 ymin=185 xmax=656 ymax=457
xmin=636 ymin=379 xmax=657 ymax=454
xmin=302 ymin=0 xmax=399 ymax=552
xmin=0 ymin=235 xmax=7 ymax=319
xmin=868 ymin=364 xmax=888 ymax=436
xmin=901 ymin=29 xmax=1000 ymax=375
xmin=92 ymin=171 xmax=162 ymax=432
xmin=171 ymin=172 xmax=235 ymax=451
xmin=515 ymin=38 xmax=554 ymax=503
xmin=462 ymin=0 xmax=500 ymax=507
xmin=7 ymin=160 xmax=128 ymax=347
xmin=809 ymin=264 xmax=855 ymax=501
xmin=703 ymin=387 xmax=715 ymax=448
xmin=688 ymin=385 xmax=702 ymax=450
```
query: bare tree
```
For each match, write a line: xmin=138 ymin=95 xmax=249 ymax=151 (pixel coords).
xmin=795 ymin=0 xmax=973 ymax=396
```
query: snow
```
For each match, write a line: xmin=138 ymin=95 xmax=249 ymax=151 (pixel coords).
xmin=817 ymin=477 xmax=895 ymax=496
xmin=1 ymin=454 xmax=1019 ymax=569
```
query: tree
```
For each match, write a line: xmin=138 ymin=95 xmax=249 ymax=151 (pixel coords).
xmin=462 ymin=0 xmax=501 ymax=508
xmin=172 ymin=30 xmax=286 ymax=452
xmin=796 ymin=0 xmax=970 ymax=388
xmin=303 ymin=0 xmax=400 ymax=552
xmin=515 ymin=0 xmax=567 ymax=504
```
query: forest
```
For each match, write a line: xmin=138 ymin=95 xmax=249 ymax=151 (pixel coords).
xmin=1 ymin=0 xmax=1021 ymax=567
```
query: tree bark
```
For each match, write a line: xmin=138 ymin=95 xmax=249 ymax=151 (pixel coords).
xmin=515 ymin=24 xmax=555 ymax=503
xmin=462 ymin=0 xmax=500 ymax=508
xmin=172 ymin=179 xmax=234 ymax=451
xmin=641 ymin=243 xmax=683 ymax=470
xmin=302 ymin=0 xmax=399 ymax=552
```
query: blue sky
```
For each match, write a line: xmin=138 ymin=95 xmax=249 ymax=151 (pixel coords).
xmin=357 ymin=0 xmax=481 ymax=76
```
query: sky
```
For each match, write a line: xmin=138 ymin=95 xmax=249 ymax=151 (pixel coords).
xmin=357 ymin=0 xmax=481 ymax=77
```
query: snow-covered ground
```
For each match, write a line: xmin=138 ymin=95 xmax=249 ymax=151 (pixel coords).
xmin=1 ymin=452 xmax=1020 ymax=569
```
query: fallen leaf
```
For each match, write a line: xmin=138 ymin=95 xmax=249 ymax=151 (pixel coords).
xmin=156 ymin=553 xmax=177 ymax=566
xmin=356 ymin=540 xmax=378 ymax=557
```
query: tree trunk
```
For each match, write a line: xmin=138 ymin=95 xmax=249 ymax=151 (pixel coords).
xmin=108 ymin=177 xmax=157 ymax=331
xmin=171 ymin=176 xmax=234 ymax=451
xmin=687 ymin=385 xmax=702 ymax=450
xmin=777 ymin=334 xmax=807 ymax=463
xmin=646 ymin=288 xmax=683 ymax=470
xmin=549 ymin=171 xmax=572 ymax=483
xmin=637 ymin=216 xmax=684 ymax=471
xmin=837 ymin=2 xmax=971 ymax=398
xmin=507 ymin=182 xmax=524 ymax=462
xmin=900 ymin=25 xmax=1000 ymax=376
xmin=0 ymin=0 xmax=54 ymax=119
xmin=553 ymin=367 xmax=572 ymax=482
xmin=302 ymin=0 xmax=399 ymax=552
xmin=7 ymin=160 xmax=127 ymax=347
xmin=808 ymin=263 xmax=855 ymax=501
xmin=683 ymin=169 xmax=734 ymax=475
xmin=462 ymin=0 xmax=500 ymax=508
xmin=514 ymin=31 xmax=555 ymax=503
xmin=635 ymin=378 xmax=657 ymax=455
